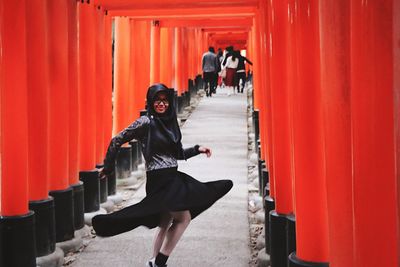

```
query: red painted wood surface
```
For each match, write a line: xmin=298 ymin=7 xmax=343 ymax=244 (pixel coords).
xmin=68 ymin=0 xmax=79 ymax=184
xmin=350 ymin=1 xmax=398 ymax=266
xmin=78 ymin=1 xmax=97 ymax=170
xmin=0 ymin=0 xmax=29 ymax=216
xmin=113 ymin=17 xmax=132 ymax=135
xmin=95 ymin=7 xmax=106 ymax=165
xmin=48 ymin=0 xmax=70 ymax=190
xmin=103 ymin=14 xmax=113 ymax=154
xmin=160 ymin=27 xmax=175 ymax=87
xmin=268 ymin=0 xmax=294 ymax=215
xmin=26 ymin=0 xmax=49 ymax=201
xmin=319 ymin=1 xmax=354 ymax=266
xmin=150 ymin=21 xmax=161 ymax=84
xmin=291 ymin=0 xmax=328 ymax=262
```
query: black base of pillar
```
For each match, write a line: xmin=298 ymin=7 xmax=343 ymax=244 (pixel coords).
xmin=107 ymin=172 xmax=116 ymax=196
xmin=270 ymin=211 xmax=288 ymax=267
xmin=49 ymin=187 xmax=74 ymax=242
xmin=288 ymin=252 xmax=329 ymax=267
xmin=264 ymin=196 xmax=275 ymax=254
xmin=258 ymin=160 xmax=265 ymax=196
xmin=116 ymin=146 xmax=132 ymax=179
xmin=261 ymin=168 xmax=269 ymax=197
xmin=96 ymin=164 xmax=107 ymax=203
xmin=79 ymin=170 xmax=100 ymax=213
xmin=0 ymin=211 xmax=36 ymax=267
xmin=264 ymin=183 xmax=270 ymax=198
xmin=287 ymin=215 xmax=296 ymax=259
xmin=129 ymin=140 xmax=138 ymax=171
xmin=253 ymin=109 xmax=260 ymax=145
xmin=177 ymin=96 xmax=183 ymax=113
xmin=100 ymin=175 xmax=108 ymax=204
xmin=29 ymin=198 xmax=56 ymax=257
xmin=71 ymin=182 xmax=85 ymax=230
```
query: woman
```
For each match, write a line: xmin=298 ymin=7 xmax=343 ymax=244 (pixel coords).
xmin=92 ymin=84 xmax=233 ymax=267
xmin=222 ymin=50 xmax=239 ymax=95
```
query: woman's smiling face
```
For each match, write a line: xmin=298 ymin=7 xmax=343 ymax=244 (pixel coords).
xmin=153 ymin=92 xmax=169 ymax=114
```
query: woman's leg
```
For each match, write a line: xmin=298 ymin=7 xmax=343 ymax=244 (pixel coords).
xmin=152 ymin=212 xmax=172 ymax=258
xmin=159 ymin=210 xmax=191 ymax=256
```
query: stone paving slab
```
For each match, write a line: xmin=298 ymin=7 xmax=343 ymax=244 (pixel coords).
xmin=71 ymin=89 xmax=250 ymax=267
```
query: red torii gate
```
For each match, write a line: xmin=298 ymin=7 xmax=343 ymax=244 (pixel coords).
xmin=1 ymin=1 xmax=399 ymax=267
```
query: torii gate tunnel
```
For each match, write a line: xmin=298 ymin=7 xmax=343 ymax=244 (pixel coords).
xmin=0 ymin=0 xmax=399 ymax=267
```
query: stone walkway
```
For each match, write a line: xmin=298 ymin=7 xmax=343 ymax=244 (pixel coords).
xmin=71 ymin=88 xmax=250 ymax=267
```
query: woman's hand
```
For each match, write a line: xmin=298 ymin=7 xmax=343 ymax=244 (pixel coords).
xmin=198 ymin=146 xmax=212 ymax=157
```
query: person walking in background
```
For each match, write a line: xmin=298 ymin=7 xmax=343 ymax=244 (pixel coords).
xmin=215 ymin=48 xmax=224 ymax=92
xmin=222 ymin=48 xmax=239 ymax=96
xmin=92 ymin=84 xmax=233 ymax=267
xmin=201 ymin=47 xmax=217 ymax=97
xmin=234 ymin=50 xmax=253 ymax=93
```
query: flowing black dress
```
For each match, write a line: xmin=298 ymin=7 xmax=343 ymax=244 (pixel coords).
xmin=92 ymin=85 xmax=233 ymax=237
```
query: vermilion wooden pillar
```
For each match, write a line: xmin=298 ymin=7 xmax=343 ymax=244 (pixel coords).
xmin=95 ymin=6 xmax=106 ymax=166
xmin=78 ymin=1 xmax=97 ymax=170
xmin=111 ymin=16 xmax=133 ymax=181
xmin=27 ymin=0 xmax=49 ymax=203
xmin=113 ymin=17 xmax=131 ymax=135
xmin=78 ymin=1 xmax=101 ymax=214
xmin=26 ymin=0 xmax=58 ymax=258
xmin=48 ymin=0 xmax=75 ymax=243
xmin=160 ymin=27 xmax=174 ymax=87
xmin=103 ymin=14 xmax=113 ymax=155
xmin=181 ymin=28 xmax=189 ymax=93
xmin=0 ymin=0 xmax=29 ymax=218
xmin=150 ymin=20 xmax=161 ymax=84
xmin=268 ymin=1 xmax=295 ymax=266
xmin=268 ymin=0 xmax=294 ymax=214
xmin=288 ymin=0 xmax=328 ymax=266
xmin=68 ymin=0 xmax=79 ymax=187
xmin=0 ymin=2 xmax=36 ymax=264
xmin=175 ymin=27 xmax=183 ymax=95
xmin=132 ymin=20 xmax=151 ymax=111
xmin=103 ymin=13 xmax=114 ymax=196
xmin=350 ymin=1 xmax=398 ymax=267
xmin=128 ymin=19 xmax=137 ymax=121
xmin=48 ymin=0 xmax=70 ymax=192
xmin=319 ymin=1 xmax=354 ymax=267
xmin=395 ymin=0 xmax=400 ymax=249
xmin=68 ymin=0 xmax=85 ymax=232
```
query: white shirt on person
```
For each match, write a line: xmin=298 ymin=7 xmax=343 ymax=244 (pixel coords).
xmin=224 ymin=56 xmax=239 ymax=69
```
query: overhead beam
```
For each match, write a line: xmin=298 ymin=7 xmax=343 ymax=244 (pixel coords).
xmin=95 ymin=0 xmax=259 ymax=10
xmin=108 ymin=6 xmax=256 ymax=18
xmin=159 ymin=17 xmax=253 ymax=28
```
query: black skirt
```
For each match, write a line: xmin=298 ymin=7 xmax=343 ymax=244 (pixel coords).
xmin=92 ymin=167 xmax=233 ymax=237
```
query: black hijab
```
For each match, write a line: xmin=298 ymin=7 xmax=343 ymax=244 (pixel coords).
xmin=143 ymin=83 xmax=182 ymax=161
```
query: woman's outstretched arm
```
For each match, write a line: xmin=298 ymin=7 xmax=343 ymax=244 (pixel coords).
xmin=102 ymin=116 xmax=150 ymax=174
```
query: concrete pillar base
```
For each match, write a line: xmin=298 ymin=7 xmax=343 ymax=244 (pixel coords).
xmin=56 ymin=233 xmax=83 ymax=254
xmin=100 ymin=199 xmax=115 ymax=213
xmin=84 ymin=208 xmax=107 ymax=226
xmin=36 ymin=247 xmax=64 ymax=267
xmin=116 ymin=176 xmax=138 ymax=187
xmin=107 ymin=194 xmax=124 ymax=205
xmin=75 ymin=225 xmax=91 ymax=239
